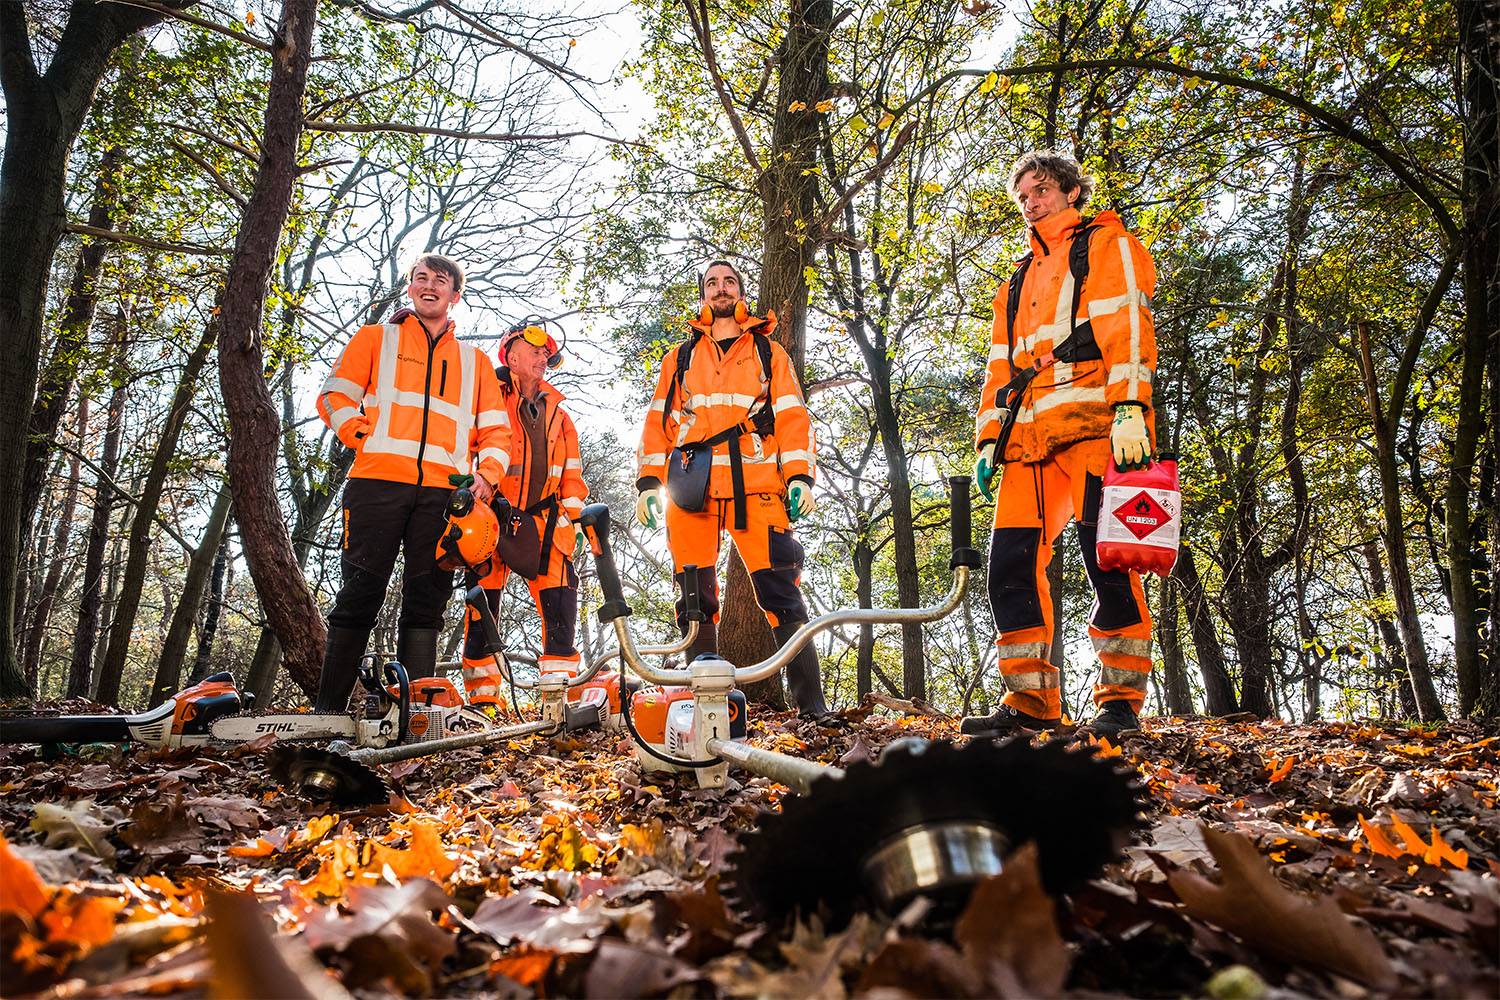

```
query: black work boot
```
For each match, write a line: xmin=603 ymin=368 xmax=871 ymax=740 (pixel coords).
xmin=685 ymin=620 xmax=718 ymax=663
xmin=1083 ymin=700 xmax=1140 ymax=739
xmin=397 ymin=627 xmax=440 ymax=681
xmin=959 ymin=702 xmax=1059 ymax=738
xmin=314 ymin=626 xmax=372 ymax=714
xmin=773 ymin=621 xmax=831 ymax=718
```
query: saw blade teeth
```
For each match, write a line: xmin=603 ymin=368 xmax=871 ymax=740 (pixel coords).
xmin=724 ymin=736 xmax=1150 ymax=929
xmin=265 ymin=746 xmax=389 ymax=807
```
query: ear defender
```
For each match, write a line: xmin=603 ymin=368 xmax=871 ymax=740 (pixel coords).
xmin=699 ymin=304 xmax=714 ymax=326
xmin=734 ymin=301 xmax=749 ymax=323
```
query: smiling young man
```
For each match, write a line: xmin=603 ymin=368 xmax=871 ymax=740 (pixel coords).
xmin=314 ymin=254 xmax=511 ymax=711
xmin=458 ymin=319 xmax=588 ymax=712
xmin=966 ymin=150 xmax=1158 ymax=740
xmin=634 ymin=260 xmax=831 ymax=718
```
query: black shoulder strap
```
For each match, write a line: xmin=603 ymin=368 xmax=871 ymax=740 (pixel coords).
xmin=1067 ymin=215 xmax=1097 ymax=334
xmin=663 ymin=333 xmax=701 ymax=432
xmin=1004 ymin=253 xmax=1035 ymax=357
xmin=750 ymin=332 xmax=776 ymax=435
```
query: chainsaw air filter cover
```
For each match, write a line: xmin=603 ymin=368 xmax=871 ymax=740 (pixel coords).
xmin=267 ymin=745 xmax=389 ymax=807
xmin=723 ymin=737 xmax=1146 ymax=928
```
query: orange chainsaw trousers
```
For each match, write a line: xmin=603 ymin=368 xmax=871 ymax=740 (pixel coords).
xmin=988 ymin=437 xmax=1153 ymax=720
xmin=459 ymin=555 xmax=580 ymax=707
xmin=665 ymin=492 xmax=809 ymax=633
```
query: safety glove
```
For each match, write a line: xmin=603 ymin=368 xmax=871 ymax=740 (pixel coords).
xmin=449 ymin=473 xmax=475 ymax=488
xmin=1110 ymin=403 xmax=1152 ymax=471
xmin=636 ymin=485 xmax=663 ymax=530
xmin=975 ymin=440 xmax=1000 ymax=502
xmin=787 ymin=478 xmax=816 ymax=522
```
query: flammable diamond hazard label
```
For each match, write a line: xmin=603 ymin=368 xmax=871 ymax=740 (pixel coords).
xmin=1112 ymin=490 xmax=1171 ymax=541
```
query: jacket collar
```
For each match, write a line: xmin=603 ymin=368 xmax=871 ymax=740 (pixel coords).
xmin=1027 ymin=207 xmax=1083 ymax=257
xmin=389 ymin=307 xmax=455 ymax=344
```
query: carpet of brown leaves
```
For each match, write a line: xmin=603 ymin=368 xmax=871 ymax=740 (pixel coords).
xmin=1 ymin=704 xmax=1496 ymax=998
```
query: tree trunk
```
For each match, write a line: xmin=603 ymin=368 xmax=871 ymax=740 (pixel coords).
xmin=868 ymin=373 xmax=925 ymax=697
xmin=190 ymin=526 xmax=232 ymax=682
xmin=1175 ymin=545 xmax=1237 ymax=715
xmin=1357 ymin=321 xmax=1444 ymax=720
xmin=97 ymin=321 xmax=217 ymax=702
xmin=0 ymin=0 xmax=167 ymax=698
xmin=1457 ymin=0 xmax=1500 ymax=716
xmin=68 ymin=366 xmax=127 ymax=699
xmin=151 ymin=480 xmax=232 ymax=705
xmin=1158 ymin=569 xmax=1192 ymax=714
xmin=854 ymin=510 xmax=874 ymax=699
xmin=22 ymin=397 xmax=89 ymax=693
xmin=215 ymin=0 xmax=324 ymax=697
xmin=16 ymin=146 xmax=124 ymax=639
xmin=718 ymin=0 xmax=831 ymax=707
xmin=1361 ymin=535 xmax=1418 ymax=718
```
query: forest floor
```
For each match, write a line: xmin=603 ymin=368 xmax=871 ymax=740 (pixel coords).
xmin=1 ymin=699 xmax=1496 ymax=999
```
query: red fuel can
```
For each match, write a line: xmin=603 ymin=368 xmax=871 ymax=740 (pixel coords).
xmin=1096 ymin=457 xmax=1181 ymax=576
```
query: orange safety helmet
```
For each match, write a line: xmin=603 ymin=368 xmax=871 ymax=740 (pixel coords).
xmin=435 ymin=489 xmax=499 ymax=574
xmin=498 ymin=315 xmax=564 ymax=370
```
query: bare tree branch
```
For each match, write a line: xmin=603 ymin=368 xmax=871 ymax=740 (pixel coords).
xmin=304 ymin=119 xmax=605 ymax=143
xmin=680 ymin=0 xmax=763 ymax=180
xmin=98 ymin=0 xmax=274 ymax=52
xmin=819 ymin=121 xmax=917 ymax=236
xmin=169 ymin=139 xmax=248 ymax=210
xmin=65 ymin=223 xmax=229 ymax=255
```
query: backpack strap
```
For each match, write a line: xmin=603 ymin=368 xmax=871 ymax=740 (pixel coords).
xmin=1060 ymin=216 xmax=1103 ymax=364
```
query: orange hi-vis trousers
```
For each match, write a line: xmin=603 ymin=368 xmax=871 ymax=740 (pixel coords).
xmin=460 ymin=552 xmax=580 ymax=708
xmin=666 ymin=492 xmax=809 ymax=632
xmin=988 ymin=437 xmax=1153 ymax=720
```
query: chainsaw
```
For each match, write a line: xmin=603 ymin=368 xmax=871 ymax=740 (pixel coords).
xmin=0 ymin=672 xmax=247 ymax=749
xmin=208 ymin=656 xmax=495 ymax=746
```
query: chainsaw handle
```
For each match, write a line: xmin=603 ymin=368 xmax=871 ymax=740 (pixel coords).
xmin=681 ymin=564 xmax=703 ymax=622
xmin=948 ymin=475 xmax=981 ymax=570
xmin=383 ymin=659 xmax=411 ymax=745
xmin=465 ymin=585 xmax=506 ymax=655
xmin=579 ymin=503 xmax=631 ymax=621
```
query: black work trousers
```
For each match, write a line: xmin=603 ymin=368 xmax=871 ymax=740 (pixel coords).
xmin=327 ymin=479 xmax=453 ymax=632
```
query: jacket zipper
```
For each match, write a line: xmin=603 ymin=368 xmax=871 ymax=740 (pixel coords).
xmin=414 ymin=329 xmax=438 ymax=487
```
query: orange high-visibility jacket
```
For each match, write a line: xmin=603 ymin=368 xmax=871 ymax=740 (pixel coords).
xmin=975 ymin=207 xmax=1157 ymax=464
xmin=495 ymin=369 xmax=587 ymax=556
xmin=636 ymin=313 xmax=816 ymax=498
xmin=317 ymin=311 xmax=510 ymax=488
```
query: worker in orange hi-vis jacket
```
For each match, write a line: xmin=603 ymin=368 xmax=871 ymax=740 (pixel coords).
xmin=313 ymin=254 xmax=511 ymax=712
xmin=634 ymin=260 xmax=831 ymax=718
xmin=459 ymin=318 xmax=588 ymax=712
xmin=963 ymin=150 xmax=1158 ymax=741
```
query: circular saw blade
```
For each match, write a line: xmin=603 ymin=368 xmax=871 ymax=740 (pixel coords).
xmin=266 ymin=745 xmax=390 ymax=806
xmin=723 ymin=737 xmax=1147 ymax=928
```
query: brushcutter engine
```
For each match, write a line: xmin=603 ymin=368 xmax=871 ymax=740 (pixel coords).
xmin=629 ymin=681 xmax=748 ymax=772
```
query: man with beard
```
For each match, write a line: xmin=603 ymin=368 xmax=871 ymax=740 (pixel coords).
xmin=634 ymin=261 xmax=831 ymax=718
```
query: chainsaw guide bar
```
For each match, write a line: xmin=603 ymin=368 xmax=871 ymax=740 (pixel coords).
xmin=722 ymin=737 xmax=1147 ymax=928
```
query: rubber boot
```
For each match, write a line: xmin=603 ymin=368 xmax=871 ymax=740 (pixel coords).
xmin=314 ymin=626 xmax=371 ymax=714
xmin=686 ymin=620 xmax=717 ymax=664
xmin=398 ymin=627 xmax=440 ymax=681
xmin=773 ymin=621 xmax=830 ymax=718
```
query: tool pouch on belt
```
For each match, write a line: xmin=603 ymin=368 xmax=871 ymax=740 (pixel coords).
xmin=492 ymin=496 xmax=544 ymax=580
xmin=666 ymin=445 xmax=712 ymax=513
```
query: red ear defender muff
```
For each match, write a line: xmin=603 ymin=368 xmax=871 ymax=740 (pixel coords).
xmin=699 ymin=304 xmax=714 ymax=326
xmin=734 ymin=301 xmax=749 ymax=324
